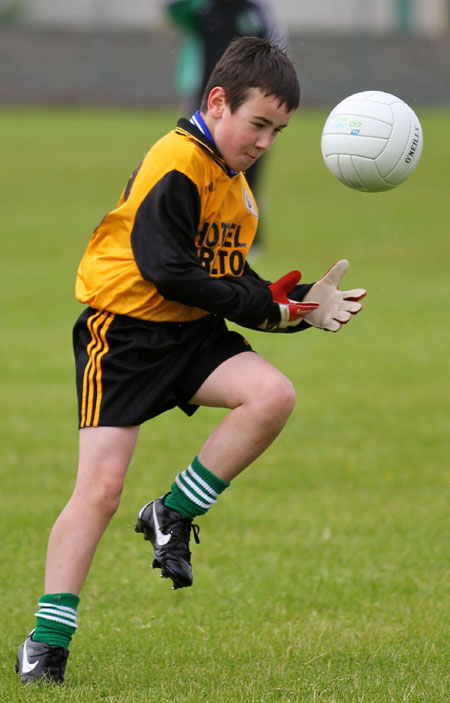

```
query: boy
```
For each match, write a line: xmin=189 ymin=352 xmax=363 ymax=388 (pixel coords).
xmin=16 ymin=37 xmax=366 ymax=685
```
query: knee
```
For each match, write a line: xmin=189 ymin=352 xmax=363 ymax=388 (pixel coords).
xmin=270 ymin=375 xmax=296 ymax=418
xmin=74 ymin=470 xmax=125 ymax=519
xmin=255 ymin=373 xmax=296 ymax=422
xmin=94 ymin=477 xmax=124 ymax=518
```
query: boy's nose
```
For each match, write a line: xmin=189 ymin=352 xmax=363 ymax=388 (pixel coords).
xmin=255 ymin=132 xmax=274 ymax=151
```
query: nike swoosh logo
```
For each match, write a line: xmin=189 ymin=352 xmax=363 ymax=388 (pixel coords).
xmin=22 ymin=639 xmax=39 ymax=674
xmin=153 ymin=502 xmax=171 ymax=546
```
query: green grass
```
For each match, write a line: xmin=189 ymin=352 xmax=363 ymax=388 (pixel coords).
xmin=0 ymin=106 xmax=449 ymax=702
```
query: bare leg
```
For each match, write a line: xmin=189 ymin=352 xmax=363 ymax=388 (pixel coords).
xmin=44 ymin=426 xmax=139 ymax=595
xmin=190 ymin=352 xmax=296 ymax=482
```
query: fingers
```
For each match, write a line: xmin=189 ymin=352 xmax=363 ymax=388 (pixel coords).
xmin=324 ymin=318 xmax=342 ymax=332
xmin=328 ymin=300 xmax=364 ymax=331
xmin=342 ymin=288 xmax=367 ymax=302
xmin=333 ymin=309 xmax=352 ymax=324
xmin=280 ymin=269 xmax=302 ymax=291
xmin=345 ymin=301 xmax=363 ymax=315
xmin=270 ymin=270 xmax=302 ymax=300
xmin=321 ymin=259 xmax=349 ymax=287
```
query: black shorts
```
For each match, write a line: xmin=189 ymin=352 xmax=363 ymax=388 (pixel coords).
xmin=73 ymin=308 xmax=254 ymax=428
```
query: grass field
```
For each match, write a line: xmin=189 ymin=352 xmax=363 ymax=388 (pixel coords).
xmin=0 ymin=106 xmax=448 ymax=702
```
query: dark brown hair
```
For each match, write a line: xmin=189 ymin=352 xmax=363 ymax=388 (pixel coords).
xmin=200 ymin=36 xmax=300 ymax=114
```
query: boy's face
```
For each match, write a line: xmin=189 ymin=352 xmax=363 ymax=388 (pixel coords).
xmin=205 ymin=87 xmax=294 ymax=172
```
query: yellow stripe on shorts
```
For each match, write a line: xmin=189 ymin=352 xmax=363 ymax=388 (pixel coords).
xmin=80 ymin=311 xmax=115 ymax=427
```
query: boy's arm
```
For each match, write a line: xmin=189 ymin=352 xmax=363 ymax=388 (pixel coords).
xmin=241 ymin=262 xmax=315 ymax=333
xmin=243 ymin=261 xmax=367 ymax=333
xmin=131 ymin=170 xmax=275 ymax=328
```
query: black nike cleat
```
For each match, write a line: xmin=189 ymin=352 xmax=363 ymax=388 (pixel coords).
xmin=135 ymin=494 xmax=200 ymax=589
xmin=15 ymin=633 xmax=69 ymax=685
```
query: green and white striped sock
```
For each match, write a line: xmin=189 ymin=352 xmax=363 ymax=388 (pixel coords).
xmin=33 ymin=593 xmax=80 ymax=649
xmin=164 ymin=456 xmax=230 ymax=519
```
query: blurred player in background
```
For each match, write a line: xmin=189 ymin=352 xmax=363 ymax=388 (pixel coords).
xmin=15 ymin=37 xmax=366 ymax=686
xmin=166 ymin=0 xmax=286 ymax=250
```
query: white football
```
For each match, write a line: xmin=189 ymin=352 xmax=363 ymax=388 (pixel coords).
xmin=321 ymin=90 xmax=423 ymax=192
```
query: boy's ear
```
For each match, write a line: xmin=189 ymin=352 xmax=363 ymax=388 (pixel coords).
xmin=207 ymin=87 xmax=227 ymax=118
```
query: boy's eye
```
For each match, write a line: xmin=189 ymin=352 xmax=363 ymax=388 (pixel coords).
xmin=252 ymin=121 xmax=284 ymax=133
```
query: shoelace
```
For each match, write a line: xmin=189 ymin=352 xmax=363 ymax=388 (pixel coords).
xmin=191 ymin=523 xmax=200 ymax=544
xmin=163 ymin=519 xmax=201 ymax=550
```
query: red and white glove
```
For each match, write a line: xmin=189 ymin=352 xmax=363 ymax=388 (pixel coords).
xmin=259 ymin=270 xmax=319 ymax=331
xmin=302 ymin=260 xmax=366 ymax=332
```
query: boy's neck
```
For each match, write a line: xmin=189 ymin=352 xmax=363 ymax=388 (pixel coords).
xmin=190 ymin=111 xmax=238 ymax=178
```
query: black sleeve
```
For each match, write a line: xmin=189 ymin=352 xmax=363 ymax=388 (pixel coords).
xmin=130 ymin=170 xmax=274 ymax=328
xmin=289 ymin=283 xmax=315 ymax=301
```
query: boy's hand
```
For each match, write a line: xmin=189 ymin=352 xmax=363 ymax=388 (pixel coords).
xmin=302 ymin=260 xmax=367 ymax=332
xmin=259 ymin=270 xmax=319 ymax=331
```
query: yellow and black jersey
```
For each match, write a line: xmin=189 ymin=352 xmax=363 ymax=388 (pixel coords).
xmin=76 ymin=118 xmax=275 ymax=328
